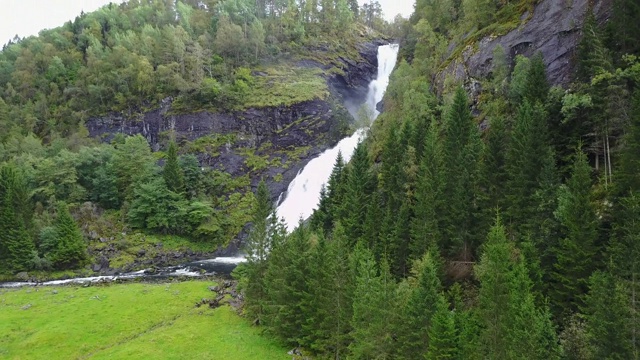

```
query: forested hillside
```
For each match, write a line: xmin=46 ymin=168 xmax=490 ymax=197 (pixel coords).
xmin=240 ymin=0 xmax=640 ymax=358
xmin=0 ymin=0 xmax=392 ymax=276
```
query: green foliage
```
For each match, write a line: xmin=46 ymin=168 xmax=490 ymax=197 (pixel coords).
xmin=441 ymin=87 xmax=483 ymax=257
xmin=0 ymin=164 xmax=35 ymax=273
xmin=395 ymin=252 xmax=442 ymax=359
xmin=476 ymin=218 xmax=560 ymax=360
xmin=49 ymin=202 xmax=87 ymax=270
xmin=584 ymin=271 xmax=634 ymax=360
xmin=426 ymin=294 xmax=458 ymax=360
xmin=349 ymin=249 xmax=397 ymax=359
xmin=551 ymin=150 xmax=599 ymax=318
xmin=163 ymin=141 xmax=185 ymax=193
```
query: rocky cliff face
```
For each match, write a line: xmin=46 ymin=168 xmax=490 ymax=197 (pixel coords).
xmin=438 ymin=0 xmax=613 ymax=90
xmin=85 ymin=40 xmax=383 ymax=203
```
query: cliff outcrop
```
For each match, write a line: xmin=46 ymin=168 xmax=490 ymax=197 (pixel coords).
xmin=438 ymin=0 xmax=613 ymax=89
xmin=85 ymin=40 xmax=383 ymax=204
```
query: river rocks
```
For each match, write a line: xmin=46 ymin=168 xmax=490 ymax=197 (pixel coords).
xmin=436 ymin=0 xmax=613 ymax=91
xmin=15 ymin=272 xmax=29 ymax=281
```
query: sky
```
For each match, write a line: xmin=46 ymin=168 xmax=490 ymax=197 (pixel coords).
xmin=0 ymin=0 xmax=414 ymax=46
xmin=361 ymin=0 xmax=414 ymax=21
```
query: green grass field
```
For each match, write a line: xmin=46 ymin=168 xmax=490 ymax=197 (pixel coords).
xmin=0 ymin=281 xmax=289 ymax=360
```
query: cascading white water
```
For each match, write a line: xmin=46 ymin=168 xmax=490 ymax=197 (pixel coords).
xmin=276 ymin=44 xmax=400 ymax=232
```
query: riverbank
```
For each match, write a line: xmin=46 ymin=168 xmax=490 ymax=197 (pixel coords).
xmin=0 ymin=280 xmax=288 ymax=359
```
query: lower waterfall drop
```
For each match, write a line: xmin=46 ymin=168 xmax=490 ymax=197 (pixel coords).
xmin=276 ymin=44 xmax=400 ymax=232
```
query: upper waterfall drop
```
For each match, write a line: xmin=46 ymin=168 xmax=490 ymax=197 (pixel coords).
xmin=276 ymin=44 xmax=400 ymax=232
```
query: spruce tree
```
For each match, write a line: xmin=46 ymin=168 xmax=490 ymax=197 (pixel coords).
xmin=310 ymin=184 xmax=331 ymax=234
xmin=323 ymin=151 xmax=346 ymax=232
xmin=584 ymin=271 xmax=633 ymax=360
xmin=577 ymin=11 xmax=613 ymax=84
xmin=426 ymin=294 xmax=458 ymax=360
xmin=50 ymin=202 xmax=87 ymax=270
xmin=395 ymin=251 xmax=442 ymax=359
xmin=476 ymin=217 xmax=560 ymax=359
xmin=349 ymin=252 xmax=397 ymax=359
xmin=0 ymin=164 xmax=35 ymax=272
xmin=163 ymin=140 xmax=185 ymax=193
xmin=482 ymin=115 xmax=508 ymax=212
xmin=608 ymin=0 xmax=640 ymax=56
xmin=340 ymin=142 xmax=372 ymax=246
xmin=523 ymin=52 xmax=549 ymax=105
xmin=244 ymin=180 xmax=273 ymax=323
xmin=550 ymin=149 xmax=598 ymax=318
xmin=505 ymin=101 xmax=551 ymax=235
xmin=263 ymin=222 xmax=311 ymax=345
xmin=610 ymin=193 xmax=640 ymax=359
xmin=617 ymin=92 xmax=640 ymax=196
xmin=441 ymin=87 xmax=482 ymax=257
xmin=308 ymin=224 xmax=354 ymax=357
xmin=410 ymin=117 xmax=443 ymax=260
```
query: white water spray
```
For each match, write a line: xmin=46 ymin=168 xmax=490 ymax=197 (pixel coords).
xmin=276 ymin=44 xmax=400 ymax=232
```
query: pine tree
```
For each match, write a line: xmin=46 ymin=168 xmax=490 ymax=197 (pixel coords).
xmin=50 ymin=202 xmax=87 ymax=270
xmin=0 ymin=164 xmax=35 ymax=272
xmin=476 ymin=217 xmax=560 ymax=359
xmin=340 ymin=142 xmax=372 ymax=246
xmin=505 ymin=101 xmax=551 ymax=235
xmin=577 ymin=11 xmax=613 ymax=84
xmin=163 ymin=140 xmax=185 ymax=193
xmin=523 ymin=52 xmax=549 ymax=105
xmin=263 ymin=222 xmax=311 ymax=345
xmin=349 ymin=252 xmax=397 ymax=359
xmin=426 ymin=294 xmax=458 ymax=360
xmin=610 ymin=193 xmax=640 ymax=359
xmin=244 ymin=180 xmax=273 ymax=323
xmin=411 ymin=117 xmax=443 ymax=260
xmin=617 ymin=92 xmax=640 ymax=196
xmin=441 ymin=87 xmax=482 ymax=258
xmin=608 ymin=0 xmax=640 ymax=57
xmin=482 ymin=115 xmax=508 ymax=212
xmin=550 ymin=149 xmax=598 ymax=318
xmin=396 ymin=252 xmax=442 ymax=359
xmin=325 ymin=151 xmax=347 ymax=231
xmin=306 ymin=224 xmax=354 ymax=357
xmin=584 ymin=271 xmax=633 ymax=360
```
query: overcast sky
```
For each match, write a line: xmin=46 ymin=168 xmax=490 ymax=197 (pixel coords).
xmin=0 ymin=0 xmax=414 ymax=46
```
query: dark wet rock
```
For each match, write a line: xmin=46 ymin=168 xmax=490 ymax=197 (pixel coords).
xmin=436 ymin=0 xmax=613 ymax=90
xmin=144 ymin=266 xmax=158 ymax=275
xmin=85 ymin=41 xmax=382 ymax=213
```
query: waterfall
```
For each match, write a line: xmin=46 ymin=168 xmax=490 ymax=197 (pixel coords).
xmin=276 ymin=44 xmax=400 ymax=232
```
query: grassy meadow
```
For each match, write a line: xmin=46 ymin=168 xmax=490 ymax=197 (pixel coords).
xmin=0 ymin=281 xmax=289 ymax=359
